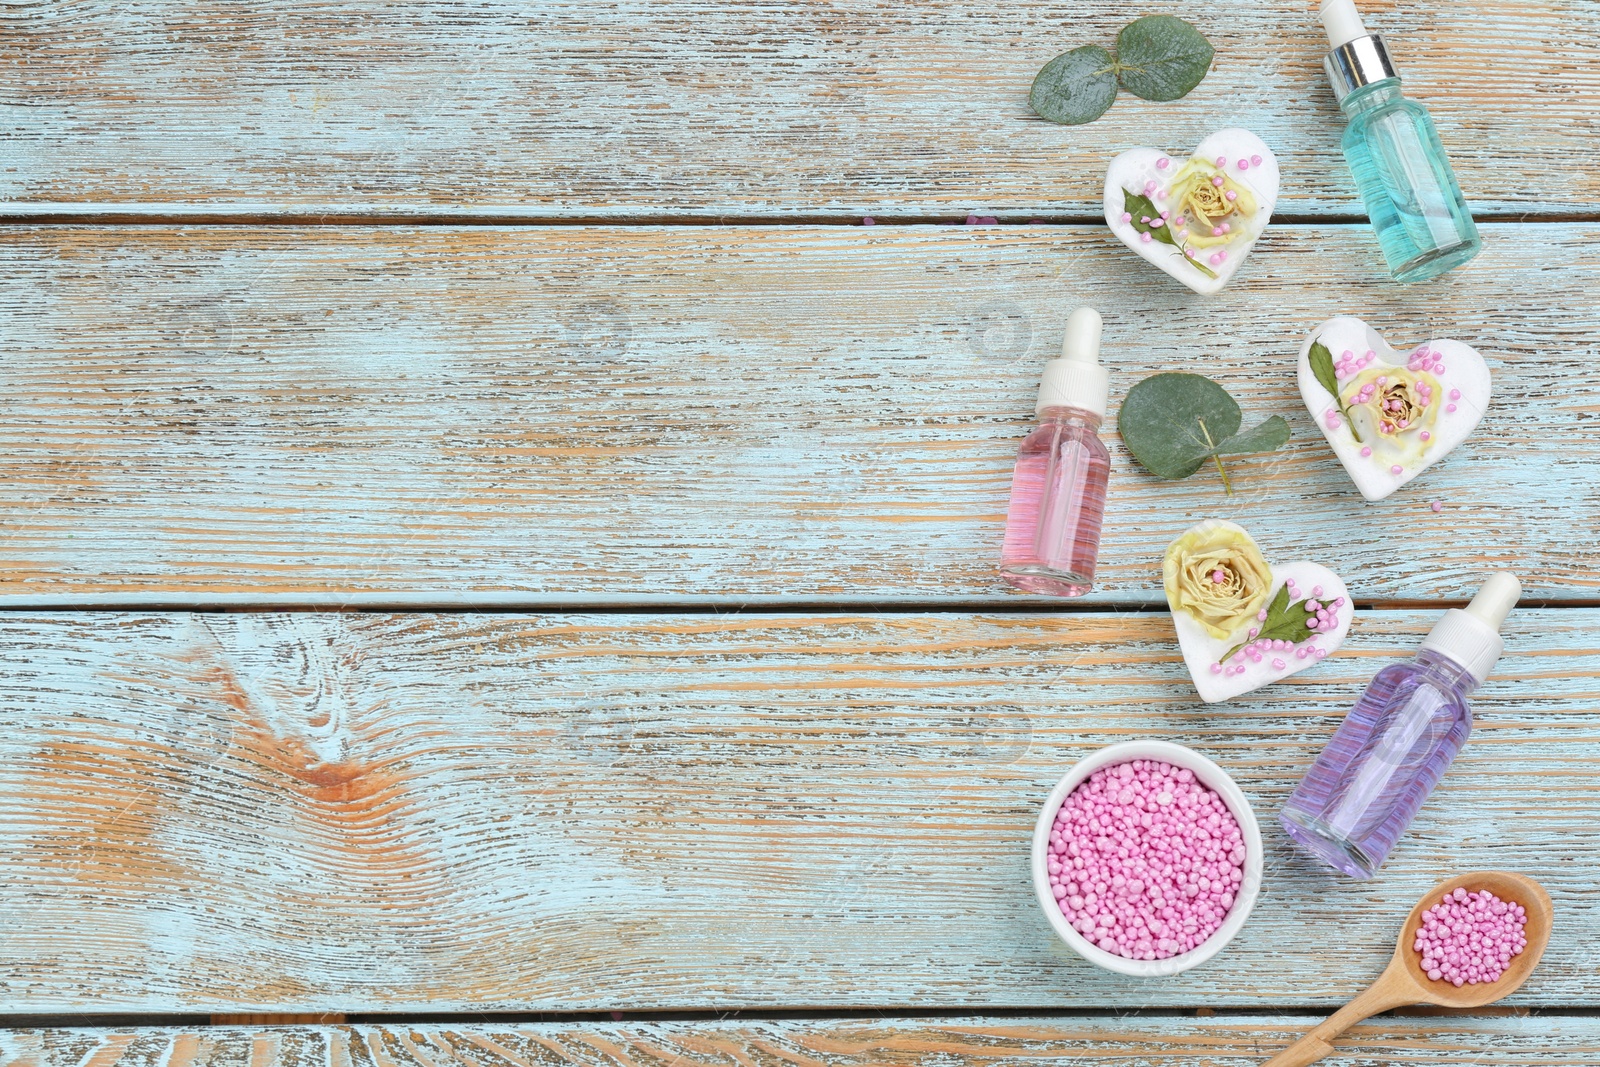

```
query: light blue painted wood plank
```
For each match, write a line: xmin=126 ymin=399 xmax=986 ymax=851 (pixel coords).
xmin=0 ymin=609 xmax=1592 ymax=1012
xmin=7 ymin=1015 xmax=1600 ymax=1067
xmin=0 ymin=223 xmax=1592 ymax=605
xmin=3 ymin=1 xmax=1597 ymax=216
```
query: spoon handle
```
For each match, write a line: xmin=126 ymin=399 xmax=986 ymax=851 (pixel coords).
xmin=1263 ymin=973 xmax=1415 ymax=1067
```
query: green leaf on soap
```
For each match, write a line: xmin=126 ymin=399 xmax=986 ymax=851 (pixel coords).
xmin=1118 ymin=372 xmax=1291 ymax=494
xmin=1308 ymin=341 xmax=1341 ymax=401
xmin=1308 ymin=340 xmax=1363 ymax=443
xmin=1221 ymin=583 xmax=1317 ymax=663
xmin=1114 ymin=15 xmax=1215 ymax=102
xmin=1029 ymin=44 xmax=1118 ymax=125
xmin=1122 ymin=189 xmax=1177 ymax=247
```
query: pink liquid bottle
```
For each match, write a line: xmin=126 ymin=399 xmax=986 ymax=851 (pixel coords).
xmin=1281 ymin=572 xmax=1521 ymax=878
xmin=999 ymin=307 xmax=1111 ymax=597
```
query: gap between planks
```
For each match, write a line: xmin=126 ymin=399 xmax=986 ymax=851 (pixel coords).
xmin=3 ymin=212 xmax=1597 ymax=228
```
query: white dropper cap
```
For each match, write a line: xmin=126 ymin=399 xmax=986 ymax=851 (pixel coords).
xmin=1036 ymin=307 xmax=1109 ymax=418
xmin=1419 ymin=571 xmax=1522 ymax=683
xmin=1320 ymin=0 xmax=1369 ymax=48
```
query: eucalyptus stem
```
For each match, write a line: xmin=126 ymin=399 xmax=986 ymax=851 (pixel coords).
xmin=1197 ymin=417 xmax=1233 ymax=496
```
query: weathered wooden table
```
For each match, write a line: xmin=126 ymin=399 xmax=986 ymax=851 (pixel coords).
xmin=2 ymin=2 xmax=1597 ymax=1064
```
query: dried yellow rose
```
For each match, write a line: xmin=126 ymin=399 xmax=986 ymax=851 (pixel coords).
xmin=1168 ymin=158 xmax=1259 ymax=249
xmin=1163 ymin=520 xmax=1274 ymax=640
xmin=1344 ymin=367 xmax=1442 ymax=465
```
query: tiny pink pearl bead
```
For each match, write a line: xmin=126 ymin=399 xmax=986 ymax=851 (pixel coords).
xmin=1215 ymin=155 xmax=1226 ymax=166
xmin=1257 ymin=609 xmax=1268 ymax=621
xmin=1210 ymin=663 xmax=1223 ymax=674
xmin=1420 ymin=431 xmax=1431 ymax=441
xmin=1391 ymin=464 xmax=1403 ymax=474
xmin=1212 ymin=176 xmax=1225 ymax=187
xmin=1211 ymin=226 xmax=1224 ymax=236
xmin=1121 ymin=211 xmax=1132 ymax=222
xmin=1431 ymin=501 xmax=1443 ymax=512
xmin=1157 ymin=157 xmax=1170 ymax=169
xmin=1141 ymin=232 xmax=1153 ymax=243
xmin=1224 ymin=190 xmax=1237 ymax=200
xmin=1447 ymin=403 xmax=1458 ymax=412
xmin=1251 ymin=154 xmax=1263 ymax=166
xmin=1272 ymin=658 xmax=1285 ymax=669
xmin=1450 ymin=388 xmax=1462 ymax=400
xmin=1209 ymin=251 xmax=1225 ymax=264
xmin=1363 ymin=444 xmax=1374 ymax=456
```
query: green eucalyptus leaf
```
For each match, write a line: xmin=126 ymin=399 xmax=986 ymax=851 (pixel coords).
xmin=1212 ymin=415 xmax=1291 ymax=456
xmin=1118 ymin=372 xmax=1242 ymax=479
xmin=1122 ymin=188 xmax=1178 ymax=246
xmin=1115 ymin=15 xmax=1214 ymax=102
xmin=1029 ymin=44 xmax=1118 ymax=125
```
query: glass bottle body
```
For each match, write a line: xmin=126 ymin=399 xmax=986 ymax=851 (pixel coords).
xmin=999 ymin=406 xmax=1110 ymax=597
xmin=1281 ymin=649 xmax=1476 ymax=878
xmin=1340 ymin=80 xmax=1481 ymax=282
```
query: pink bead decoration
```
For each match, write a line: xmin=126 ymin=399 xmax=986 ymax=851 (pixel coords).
xmin=1046 ymin=760 xmax=1247 ymax=961
xmin=1413 ymin=887 xmax=1528 ymax=987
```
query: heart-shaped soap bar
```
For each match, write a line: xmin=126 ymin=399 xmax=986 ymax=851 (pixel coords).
xmin=1103 ymin=129 xmax=1279 ymax=296
xmin=1298 ymin=316 xmax=1492 ymax=502
xmin=1163 ymin=520 xmax=1352 ymax=704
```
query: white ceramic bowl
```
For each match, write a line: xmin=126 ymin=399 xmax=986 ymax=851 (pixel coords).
xmin=1031 ymin=739 xmax=1264 ymax=977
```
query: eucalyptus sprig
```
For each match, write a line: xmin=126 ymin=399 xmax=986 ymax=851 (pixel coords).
xmin=1029 ymin=16 xmax=1215 ymax=126
xmin=1118 ymin=372 xmax=1290 ymax=495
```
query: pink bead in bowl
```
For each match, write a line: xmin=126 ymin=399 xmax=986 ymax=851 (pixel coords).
xmin=1031 ymin=739 xmax=1264 ymax=977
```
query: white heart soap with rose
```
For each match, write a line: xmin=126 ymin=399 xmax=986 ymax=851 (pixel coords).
xmin=1103 ymin=129 xmax=1279 ymax=295
xmin=1298 ymin=316 xmax=1492 ymax=501
xmin=1164 ymin=520 xmax=1352 ymax=704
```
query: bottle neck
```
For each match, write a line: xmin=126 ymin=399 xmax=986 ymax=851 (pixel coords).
xmin=1038 ymin=405 xmax=1102 ymax=430
xmin=1340 ymin=77 xmax=1403 ymax=116
xmin=1411 ymin=647 xmax=1480 ymax=696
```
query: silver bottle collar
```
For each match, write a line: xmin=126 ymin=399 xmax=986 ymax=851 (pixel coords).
xmin=1324 ymin=34 xmax=1400 ymax=103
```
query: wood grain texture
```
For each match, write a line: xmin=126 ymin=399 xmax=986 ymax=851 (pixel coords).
xmin=1 ymin=223 xmax=1594 ymax=606
xmin=4 ymin=1 xmax=1600 ymax=218
xmin=6 ymin=1015 xmax=1600 ymax=1067
xmin=0 ymin=609 xmax=1595 ymax=1013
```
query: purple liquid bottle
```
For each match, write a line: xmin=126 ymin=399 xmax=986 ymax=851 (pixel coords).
xmin=999 ymin=308 xmax=1111 ymax=597
xmin=1281 ymin=572 xmax=1520 ymax=878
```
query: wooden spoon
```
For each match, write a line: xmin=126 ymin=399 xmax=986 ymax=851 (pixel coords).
xmin=1264 ymin=870 xmax=1552 ymax=1067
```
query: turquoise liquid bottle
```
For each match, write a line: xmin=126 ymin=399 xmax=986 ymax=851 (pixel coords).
xmin=1320 ymin=0 xmax=1481 ymax=282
